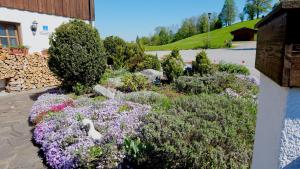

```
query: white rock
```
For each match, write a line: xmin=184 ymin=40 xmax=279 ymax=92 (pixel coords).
xmin=82 ymin=119 xmax=103 ymax=141
xmin=93 ymin=85 xmax=115 ymax=99
xmin=140 ymin=69 xmax=163 ymax=82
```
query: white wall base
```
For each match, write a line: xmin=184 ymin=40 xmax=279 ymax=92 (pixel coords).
xmin=252 ymin=73 xmax=300 ymax=169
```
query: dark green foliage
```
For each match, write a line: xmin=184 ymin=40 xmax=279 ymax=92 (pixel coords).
xmin=219 ymin=62 xmax=250 ymax=75
xmin=246 ymin=0 xmax=273 ymax=19
xmin=48 ymin=20 xmax=106 ymax=89
xmin=73 ymin=83 xmax=89 ymax=96
xmin=103 ymin=36 xmax=158 ymax=72
xmin=103 ymin=36 xmax=127 ymax=69
xmin=192 ymin=50 xmax=213 ymax=75
xmin=120 ymin=74 xmax=149 ymax=92
xmin=124 ymin=43 xmax=145 ymax=72
xmin=124 ymin=137 xmax=147 ymax=159
xmin=244 ymin=2 xmax=256 ymax=20
xmin=137 ymin=94 xmax=256 ymax=169
xmin=161 ymin=49 xmax=184 ymax=82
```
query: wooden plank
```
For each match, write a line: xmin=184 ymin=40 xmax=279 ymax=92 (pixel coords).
xmin=255 ymin=13 xmax=287 ymax=86
xmin=46 ymin=0 xmax=55 ymax=15
xmin=0 ymin=0 xmax=93 ymax=20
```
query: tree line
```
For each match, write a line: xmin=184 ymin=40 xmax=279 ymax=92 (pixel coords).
xmin=140 ymin=0 xmax=276 ymax=46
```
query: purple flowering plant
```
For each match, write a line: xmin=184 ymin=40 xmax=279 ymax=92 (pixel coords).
xmin=30 ymin=94 xmax=151 ymax=169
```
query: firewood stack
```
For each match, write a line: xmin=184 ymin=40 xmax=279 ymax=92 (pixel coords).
xmin=0 ymin=49 xmax=60 ymax=92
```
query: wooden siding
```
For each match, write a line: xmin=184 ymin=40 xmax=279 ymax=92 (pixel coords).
xmin=255 ymin=13 xmax=287 ymax=86
xmin=0 ymin=0 xmax=95 ymax=21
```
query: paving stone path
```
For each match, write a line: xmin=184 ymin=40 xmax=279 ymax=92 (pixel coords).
xmin=0 ymin=89 xmax=48 ymax=169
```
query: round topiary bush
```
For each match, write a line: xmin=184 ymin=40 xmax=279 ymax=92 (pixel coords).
xmin=48 ymin=20 xmax=106 ymax=89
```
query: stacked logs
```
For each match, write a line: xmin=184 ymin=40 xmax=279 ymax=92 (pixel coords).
xmin=0 ymin=49 xmax=60 ymax=92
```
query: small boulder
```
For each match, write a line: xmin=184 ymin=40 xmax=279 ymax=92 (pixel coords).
xmin=93 ymin=85 xmax=115 ymax=99
xmin=140 ymin=69 xmax=163 ymax=82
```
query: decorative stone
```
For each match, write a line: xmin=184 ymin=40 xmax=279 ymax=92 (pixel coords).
xmin=93 ymin=85 xmax=115 ymax=99
xmin=140 ymin=69 xmax=163 ymax=82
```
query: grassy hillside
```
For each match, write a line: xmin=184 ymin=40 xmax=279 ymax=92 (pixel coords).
xmin=145 ymin=19 xmax=260 ymax=51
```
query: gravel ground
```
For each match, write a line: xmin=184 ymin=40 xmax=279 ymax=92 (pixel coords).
xmin=146 ymin=41 xmax=259 ymax=78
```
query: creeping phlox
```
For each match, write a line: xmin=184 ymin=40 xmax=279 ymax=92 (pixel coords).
xmin=30 ymin=94 xmax=151 ymax=169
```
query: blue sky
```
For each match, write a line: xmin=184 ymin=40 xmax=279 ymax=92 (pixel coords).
xmin=95 ymin=0 xmax=275 ymax=41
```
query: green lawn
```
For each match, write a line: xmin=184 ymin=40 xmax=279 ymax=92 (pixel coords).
xmin=145 ymin=19 xmax=260 ymax=51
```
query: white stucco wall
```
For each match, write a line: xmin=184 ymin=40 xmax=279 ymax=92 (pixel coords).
xmin=279 ymin=88 xmax=300 ymax=169
xmin=0 ymin=7 xmax=90 ymax=53
xmin=252 ymin=73 xmax=289 ymax=169
xmin=252 ymin=73 xmax=300 ymax=169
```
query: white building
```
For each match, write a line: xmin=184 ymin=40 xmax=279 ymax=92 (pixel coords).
xmin=0 ymin=0 xmax=95 ymax=53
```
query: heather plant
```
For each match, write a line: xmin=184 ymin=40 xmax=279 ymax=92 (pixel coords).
xmin=175 ymin=73 xmax=236 ymax=94
xmin=137 ymin=94 xmax=257 ymax=168
xmin=119 ymin=91 xmax=170 ymax=109
xmin=120 ymin=74 xmax=149 ymax=92
xmin=161 ymin=49 xmax=184 ymax=82
xmin=219 ymin=62 xmax=250 ymax=75
xmin=175 ymin=72 xmax=258 ymax=97
xmin=48 ymin=20 xmax=106 ymax=89
xmin=192 ymin=50 xmax=213 ymax=76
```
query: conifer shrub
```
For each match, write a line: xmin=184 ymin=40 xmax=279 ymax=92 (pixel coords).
xmin=48 ymin=20 xmax=106 ymax=89
xmin=103 ymin=36 xmax=127 ymax=69
xmin=161 ymin=49 xmax=185 ymax=82
xmin=219 ymin=62 xmax=250 ymax=75
xmin=192 ymin=50 xmax=213 ymax=76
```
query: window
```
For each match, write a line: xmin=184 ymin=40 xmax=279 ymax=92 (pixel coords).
xmin=0 ymin=23 xmax=20 ymax=48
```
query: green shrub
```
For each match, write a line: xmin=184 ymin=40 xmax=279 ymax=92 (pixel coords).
xmin=175 ymin=73 xmax=236 ymax=94
xmin=192 ymin=50 xmax=213 ymax=76
xmin=137 ymin=94 xmax=257 ymax=169
xmin=175 ymin=73 xmax=258 ymax=97
xmin=73 ymin=83 xmax=89 ymax=96
xmin=137 ymin=54 xmax=161 ymax=71
xmin=103 ymin=36 xmax=127 ymax=69
xmin=219 ymin=62 xmax=250 ymax=75
xmin=124 ymin=43 xmax=145 ymax=72
xmin=120 ymin=74 xmax=148 ymax=92
xmin=48 ymin=20 xmax=106 ymax=89
xmin=161 ymin=49 xmax=184 ymax=82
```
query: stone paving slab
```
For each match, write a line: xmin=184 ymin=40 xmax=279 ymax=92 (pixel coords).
xmin=0 ymin=89 xmax=50 ymax=169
